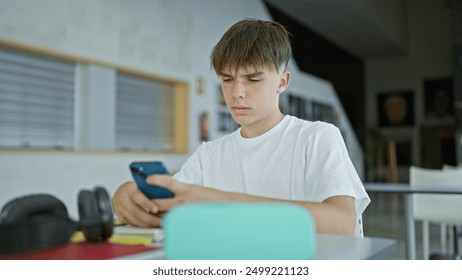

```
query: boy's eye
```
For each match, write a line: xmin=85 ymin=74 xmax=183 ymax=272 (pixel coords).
xmin=249 ymin=79 xmax=261 ymax=83
xmin=221 ymin=77 xmax=232 ymax=83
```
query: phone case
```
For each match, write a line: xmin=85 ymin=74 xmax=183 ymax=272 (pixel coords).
xmin=129 ymin=161 xmax=174 ymax=199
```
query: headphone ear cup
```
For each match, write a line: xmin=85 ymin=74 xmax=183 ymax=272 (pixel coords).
xmin=92 ymin=186 xmax=114 ymax=241
xmin=78 ymin=190 xmax=102 ymax=242
xmin=0 ymin=194 xmax=77 ymax=256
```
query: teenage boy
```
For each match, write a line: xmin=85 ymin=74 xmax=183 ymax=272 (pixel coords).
xmin=112 ymin=18 xmax=370 ymax=236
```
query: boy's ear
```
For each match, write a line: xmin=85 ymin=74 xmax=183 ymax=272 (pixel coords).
xmin=278 ymin=71 xmax=291 ymax=94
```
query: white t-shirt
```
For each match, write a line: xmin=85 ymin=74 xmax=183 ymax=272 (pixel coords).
xmin=174 ymin=115 xmax=370 ymax=236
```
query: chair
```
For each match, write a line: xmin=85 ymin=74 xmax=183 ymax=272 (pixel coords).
xmin=410 ymin=166 xmax=462 ymax=259
xmin=437 ymin=164 xmax=462 ymax=259
xmin=162 ymin=202 xmax=316 ymax=260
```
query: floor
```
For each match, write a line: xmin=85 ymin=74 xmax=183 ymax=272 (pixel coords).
xmin=362 ymin=192 xmax=460 ymax=260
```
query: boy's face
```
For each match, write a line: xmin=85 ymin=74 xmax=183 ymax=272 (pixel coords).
xmin=218 ymin=65 xmax=290 ymax=136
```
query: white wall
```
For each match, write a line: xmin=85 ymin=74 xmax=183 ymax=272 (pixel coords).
xmin=0 ymin=0 xmax=362 ymax=218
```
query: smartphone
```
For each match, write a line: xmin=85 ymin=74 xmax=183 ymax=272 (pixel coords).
xmin=129 ymin=161 xmax=174 ymax=199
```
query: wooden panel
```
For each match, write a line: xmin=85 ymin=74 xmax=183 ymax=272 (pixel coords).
xmin=174 ymin=83 xmax=189 ymax=153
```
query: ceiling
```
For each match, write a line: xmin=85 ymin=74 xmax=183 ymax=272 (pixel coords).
xmin=264 ymin=0 xmax=408 ymax=60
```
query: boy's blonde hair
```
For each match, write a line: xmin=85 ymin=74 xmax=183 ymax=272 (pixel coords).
xmin=211 ymin=18 xmax=292 ymax=74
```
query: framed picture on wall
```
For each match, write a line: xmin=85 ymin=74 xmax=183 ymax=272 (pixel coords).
xmin=424 ymin=77 xmax=454 ymax=120
xmin=377 ymin=90 xmax=414 ymax=127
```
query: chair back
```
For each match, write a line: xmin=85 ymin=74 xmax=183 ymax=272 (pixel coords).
xmin=410 ymin=166 xmax=462 ymax=224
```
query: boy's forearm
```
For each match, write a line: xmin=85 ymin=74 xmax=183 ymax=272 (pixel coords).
xmin=208 ymin=188 xmax=356 ymax=235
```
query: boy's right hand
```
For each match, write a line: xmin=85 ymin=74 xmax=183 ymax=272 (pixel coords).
xmin=111 ymin=181 xmax=162 ymax=228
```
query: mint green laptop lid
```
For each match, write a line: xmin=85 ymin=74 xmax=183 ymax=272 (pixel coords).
xmin=163 ymin=202 xmax=316 ymax=260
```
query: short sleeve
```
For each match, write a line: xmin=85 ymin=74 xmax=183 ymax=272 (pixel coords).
xmin=172 ymin=143 xmax=204 ymax=184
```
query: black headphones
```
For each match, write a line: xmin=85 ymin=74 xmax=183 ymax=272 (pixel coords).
xmin=0 ymin=186 xmax=114 ymax=256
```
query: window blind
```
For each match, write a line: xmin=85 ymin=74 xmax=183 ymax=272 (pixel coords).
xmin=0 ymin=47 xmax=75 ymax=149
xmin=116 ymin=73 xmax=175 ymax=151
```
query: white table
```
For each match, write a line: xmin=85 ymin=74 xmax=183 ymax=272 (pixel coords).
xmin=118 ymin=233 xmax=397 ymax=260
xmin=365 ymin=182 xmax=462 ymax=260
xmin=316 ymin=234 xmax=397 ymax=260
